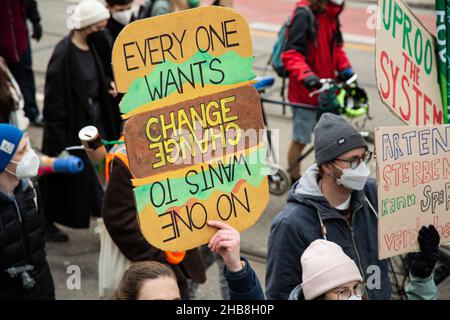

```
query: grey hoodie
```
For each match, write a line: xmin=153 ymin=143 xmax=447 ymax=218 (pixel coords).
xmin=266 ymin=164 xmax=391 ymax=300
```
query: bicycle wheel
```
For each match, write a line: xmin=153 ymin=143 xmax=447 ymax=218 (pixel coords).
xmin=388 ymin=255 xmax=409 ymax=300
xmin=389 ymin=246 xmax=450 ymax=299
xmin=268 ymin=167 xmax=291 ymax=196
xmin=434 ymin=246 xmax=450 ymax=285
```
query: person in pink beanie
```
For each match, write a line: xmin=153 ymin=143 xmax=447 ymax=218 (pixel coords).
xmin=290 ymin=239 xmax=364 ymax=300
xmin=289 ymin=236 xmax=439 ymax=300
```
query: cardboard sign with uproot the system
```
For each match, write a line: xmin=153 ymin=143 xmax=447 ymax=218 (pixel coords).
xmin=112 ymin=7 xmax=269 ymax=251
xmin=375 ymin=0 xmax=444 ymax=125
xmin=375 ymin=125 xmax=450 ymax=259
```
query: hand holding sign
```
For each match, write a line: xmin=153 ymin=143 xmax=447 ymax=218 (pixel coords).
xmin=208 ymin=220 xmax=242 ymax=273
xmin=409 ymin=225 xmax=440 ymax=278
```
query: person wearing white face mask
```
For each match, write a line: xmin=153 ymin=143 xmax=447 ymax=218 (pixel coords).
xmin=0 ymin=124 xmax=55 ymax=299
xmin=266 ymin=113 xmax=391 ymax=300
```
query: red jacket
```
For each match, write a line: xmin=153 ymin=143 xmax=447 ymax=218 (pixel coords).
xmin=0 ymin=0 xmax=29 ymax=63
xmin=281 ymin=0 xmax=351 ymax=106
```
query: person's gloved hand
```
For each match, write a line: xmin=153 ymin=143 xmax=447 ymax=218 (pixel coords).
xmin=338 ymin=67 xmax=355 ymax=83
xmin=303 ymin=75 xmax=322 ymax=91
xmin=409 ymin=225 xmax=440 ymax=278
xmin=32 ymin=22 xmax=43 ymax=41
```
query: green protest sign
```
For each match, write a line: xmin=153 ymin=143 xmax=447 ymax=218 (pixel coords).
xmin=436 ymin=0 xmax=448 ymax=123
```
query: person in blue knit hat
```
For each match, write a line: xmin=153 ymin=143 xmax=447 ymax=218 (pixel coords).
xmin=0 ymin=124 xmax=54 ymax=299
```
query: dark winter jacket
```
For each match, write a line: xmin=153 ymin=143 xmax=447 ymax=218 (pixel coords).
xmin=102 ymin=156 xmax=207 ymax=298
xmin=39 ymin=36 xmax=122 ymax=229
xmin=0 ymin=181 xmax=54 ymax=300
xmin=88 ymin=18 xmax=127 ymax=120
xmin=25 ymin=0 xmax=41 ymax=25
xmin=266 ymin=165 xmax=391 ymax=300
xmin=225 ymin=257 xmax=264 ymax=300
xmin=89 ymin=18 xmax=125 ymax=83
xmin=282 ymin=0 xmax=351 ymax=106
xmin=0 ymin=0 xmax=29 ymax=63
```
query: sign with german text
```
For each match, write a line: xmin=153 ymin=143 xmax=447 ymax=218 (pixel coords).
xmin=375 ymin=125 xmax=450 ymax=259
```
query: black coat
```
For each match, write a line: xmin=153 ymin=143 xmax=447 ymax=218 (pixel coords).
xmin=39 ymin=36 xmax=121 ymax=228
xmin=89 ymin=18 xmax=125 ymax=82
xmin=0 ymin=181 xmax=55 ymax=299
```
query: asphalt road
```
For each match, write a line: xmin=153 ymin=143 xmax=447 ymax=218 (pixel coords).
xmin=26 ymin=0 xmax=449 ymax=300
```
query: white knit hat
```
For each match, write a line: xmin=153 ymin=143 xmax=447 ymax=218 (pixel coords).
xmin=301 ymin=240 xmax=363 ymax=300
xmin=69 ymin=0 xmax=110 ymax=30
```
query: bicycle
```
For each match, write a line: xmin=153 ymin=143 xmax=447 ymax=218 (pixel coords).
xmin=253 ymin=74 xmax=375 ymax=196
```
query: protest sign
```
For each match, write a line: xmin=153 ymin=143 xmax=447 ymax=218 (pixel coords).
xmin=134 ymin=145 xmax=268 ymax=251
xmin=124 ymin=85 xmax=264 ymax=178
xmin=112 ymin=7 xmax=268 ymax=251
xmin=375 ymin=0 xmax=444 ymax=125
xmin=112 ymin=6 xmax=255 ymax=119
xmin=435 ymin=0 xmax=448 ymax=123
xmin=375 ymin=125 xmax=450 ymax=259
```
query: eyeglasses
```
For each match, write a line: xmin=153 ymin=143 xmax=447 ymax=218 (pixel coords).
xmin=334 ymin=150 xmax=373 ymax=169
xmin=332 ymin=282 xmax=366 ymax=300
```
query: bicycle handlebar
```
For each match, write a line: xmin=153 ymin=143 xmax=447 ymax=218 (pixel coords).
xmin=309 ymin=74 xmax=359 ymax=97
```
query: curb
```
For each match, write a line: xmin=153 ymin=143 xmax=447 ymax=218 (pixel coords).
xmin=346 ymin=0 xmax=435 ymax=10
xmin=250 ymin=22 xmax=376 ymax=46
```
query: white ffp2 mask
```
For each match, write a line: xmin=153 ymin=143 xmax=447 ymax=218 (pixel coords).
xmin=112 ymin=9 xmax=133 ymax=26
xmin=6 ymin=149 xmax=40 ymax=180
xmin=333 ymin=162 xmax=370 ymax=191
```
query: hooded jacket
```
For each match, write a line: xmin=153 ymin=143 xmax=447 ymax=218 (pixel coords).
xmin=266 ymin=165 xmax=391 ymax=300
xmin=282 ymin=0 xmax=351 ymax=106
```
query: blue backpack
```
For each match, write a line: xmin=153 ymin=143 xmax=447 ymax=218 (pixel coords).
xmin=270 ymin=6 xmax=316 ymax=78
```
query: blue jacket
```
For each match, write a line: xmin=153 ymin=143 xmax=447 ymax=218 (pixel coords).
xmin=225 ymin=257 xmax=265 ymax=300
xmin=266 ymin=165 xmax=392 ymax=300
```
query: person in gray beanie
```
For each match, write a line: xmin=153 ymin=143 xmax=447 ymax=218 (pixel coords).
xmin=266 ymin=113 xmax=392 ymax=300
